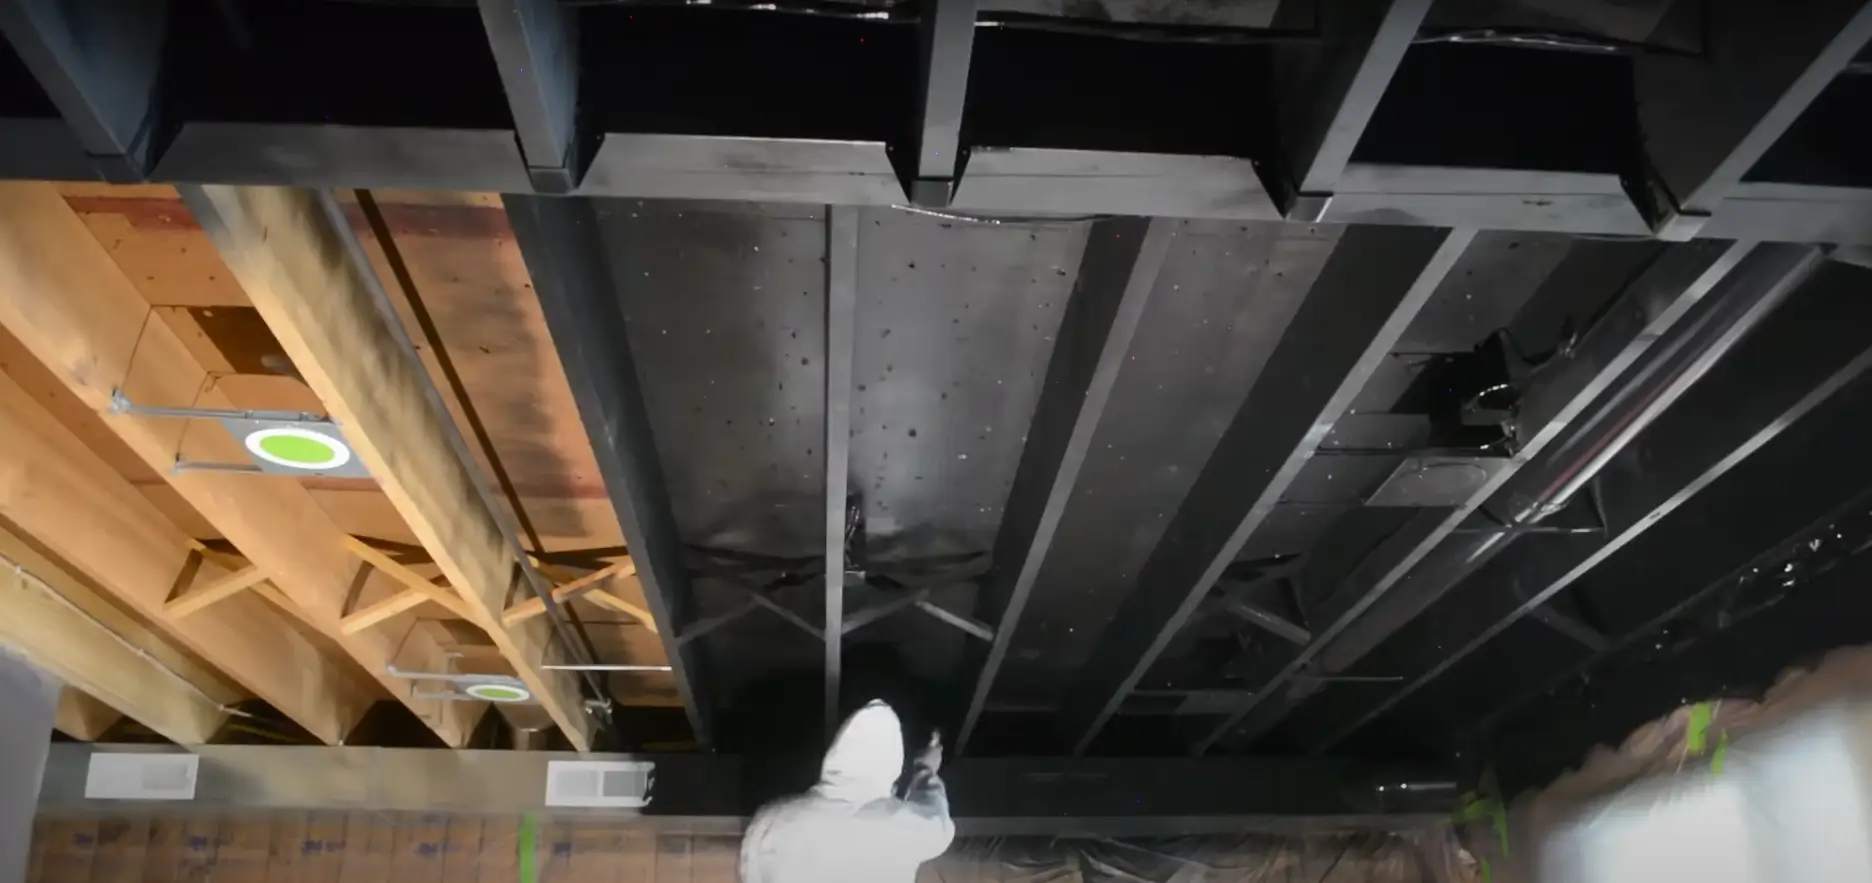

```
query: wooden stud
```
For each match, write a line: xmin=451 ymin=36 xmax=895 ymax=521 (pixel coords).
xmin=183 ymin=185 xmax=596 ymax=751
xmin=0 ymin=182 xmax=478 ymax=746
xmin=0 ymin=535 xmax=225 ymax=744
xmin=162 ymin=563 xmax=268 ymax=618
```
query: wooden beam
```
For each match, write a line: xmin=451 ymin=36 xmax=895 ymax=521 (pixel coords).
xmin=0 ymin=534 xmax=224 ymax=744
xmin=339 ymin=589 xmax=433 ymax=635
xmin=502 ymin=559 xmax=638 ymax=627
xmin=0 ymin=372 xmax=368 ymax=744
xmin=0 ymin=182 xmax=479 ymax=746
xmin=162 ymin=563 xmax=268 ymax=618
xmin=0 ymin=525 xmax=244 ymax=707
xmin=183 ymin=185 xmax=596 ymax=751
xmin=54 ymin=688 xmax=122 ymax=742
xmin=342 ymin=537 xmax=478 ymax=622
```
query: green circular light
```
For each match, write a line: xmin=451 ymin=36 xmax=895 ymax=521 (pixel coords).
xmin=243 ymin=427 xmax=353 ymax=471
xmin=258 ymin=434 xmax=339 ymax=465
xmin=465 ymin=683 xmax=532 ymax=702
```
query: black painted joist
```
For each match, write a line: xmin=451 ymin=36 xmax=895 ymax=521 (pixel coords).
xmin=1489 ymin=476 xmax=1872 ymax=797
xmin=905 ymin=0 xmax=975 ymax=206
xmin=0 ymin=0 xmax=168 ymax=181
xmin=823 ymin=205 xmax=858 ymax=737
xmin=1637 ymin=0 xmax=1872 ymax=233
xmin=505 ymin=194 xmax=716 ymax=748
xmin=1057 ymin=223 xmax=1477 ymax=755
xmin=1272 ymin=0 xmax=1432 ymax=206
xmin=954 ymin=216 xmax=1173 ymax=752
xmin=1193 ymin=239 xmax=1803 ymax=752
xmin=477 ymin=0 xmax=584 ymax=192
xmin=1307 ymin=257 xmax=1872 ymax=753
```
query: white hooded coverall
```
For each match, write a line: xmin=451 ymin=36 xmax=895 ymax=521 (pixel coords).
xmin=738 ymin=701 xmax=955 ymax=883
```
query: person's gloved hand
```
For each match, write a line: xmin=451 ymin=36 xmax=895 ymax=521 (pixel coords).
xmin=917 ymin=731 xmax=944 ymax=774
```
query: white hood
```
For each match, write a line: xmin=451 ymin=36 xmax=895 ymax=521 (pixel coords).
xmin=815 ymin=700 xmax=905 ymax=802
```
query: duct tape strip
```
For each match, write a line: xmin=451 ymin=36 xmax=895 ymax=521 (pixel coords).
xmin=520 ymin=812 xmax=539 ymax=883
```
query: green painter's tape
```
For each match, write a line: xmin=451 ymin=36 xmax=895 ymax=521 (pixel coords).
xmin=520 ymin=812 xmax=539 ymax=883
xmin=1712 ymin=729 xmax=1731 ymax=774
xmin=1480 ymin=856 xmax=1493 ymax=883
xmin=1686 ymin=702 xmax=1713 ymax=755
xmin=1491 ymin=800 xmax=1509 ymax=857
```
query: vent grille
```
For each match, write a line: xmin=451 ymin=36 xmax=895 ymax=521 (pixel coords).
xmin=83 ymin=753 xmax=200 ymax=801
xmin=544 ymin=760 xmax=654 ymax=808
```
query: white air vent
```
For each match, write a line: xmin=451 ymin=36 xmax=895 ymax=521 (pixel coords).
xmin=83 ymin=753 xmax=200 ymax=801
xmin=544 ymin=760 xmax=654 ymax=808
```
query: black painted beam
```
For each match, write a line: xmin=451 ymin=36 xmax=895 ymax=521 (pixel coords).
xmin=823 ymin=205 xmax=858 ymax=737
xmin=1636 ymin=0 xmax=1872 ymax=236
xmin=505 ymin=194 xmax=715 ymax=748
xmin=1272 ymin=0 xmax=1432 ymax=210
xmin=1476 ymin=468 xmax=1872 ymax=769
xmin=953 ymin=217 xmax=1171 ymax=752
xmin=0 ymin=0 xmax=169 ymax=181
xmin=1194 ymin=239 xmax=1804 ymax=752
xmin=1489 ymin=483 xmax=1872 ymax=797
xmin=1058 ymin=224 xmax=1477 ymax=755
xmin=1307 ymin=257 xmax=1872 ymax=753
xmin=478 ymin=0 xmax=584 ymax=193
xmin=35 ymin=743 xmax=1461 ymax=832
xmin=905 ymin=0 xmax=975 ymax=206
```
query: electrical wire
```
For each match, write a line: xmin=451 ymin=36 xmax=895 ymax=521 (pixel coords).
xmin=7 ymin=555 xmax=260 ymax=722
xmin=891 ymin=204 xmax=1114 ymax=225
xmin=1413 ymin=27 xmax=1701 ymax=58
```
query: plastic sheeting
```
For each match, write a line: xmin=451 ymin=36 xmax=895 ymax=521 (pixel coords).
xmin=919 ymin=831 xmax=1474 ymax=883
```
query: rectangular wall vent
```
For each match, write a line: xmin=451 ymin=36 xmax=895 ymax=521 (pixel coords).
xmin=544 ymin=760 xmax=654 ymax=808
xmin=83 ymin=753 xmax=200 ymax=801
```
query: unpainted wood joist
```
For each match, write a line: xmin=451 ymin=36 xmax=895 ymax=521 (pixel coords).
xmin=0 ymin=367 xmax=372 ymax=743
xmin=53 ymin=687 xmax=122 ymax=741
xmin=0 ymin=533 xmax=225 ymax=744
xmin=181 ymin=184 xmax=597 ymax=751
xmin=0 ymin=182 xmax=480 ymax=746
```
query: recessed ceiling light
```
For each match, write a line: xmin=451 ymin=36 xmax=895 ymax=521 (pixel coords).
xmin=243 ymin=426 xmax=354 ymax=471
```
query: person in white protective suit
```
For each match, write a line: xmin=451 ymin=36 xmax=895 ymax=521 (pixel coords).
xmin=738 ymin=700 xmax=955 ymax=883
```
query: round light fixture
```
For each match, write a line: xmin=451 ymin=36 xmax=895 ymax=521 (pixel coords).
xmin=464 ymin=683 xmax=534 ymax=703
xmin=243 ymin=426 xmax=353 ymax=471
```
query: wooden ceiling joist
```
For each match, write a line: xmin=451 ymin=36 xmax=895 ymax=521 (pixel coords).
xmin=54 ymin=688 xmax=123 ymax=742
xmin=0 ymin=529 xmax=223 ymax=744
xmin=0 ymin=371 xmax=368 ymax=743
xmin=181 ymin=184 xmax=597 ymax=751
xmin=0 ymin=182 xmax=480 ymax=746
